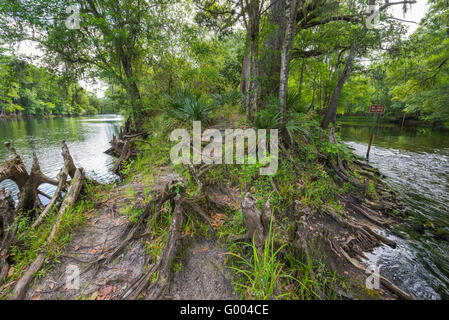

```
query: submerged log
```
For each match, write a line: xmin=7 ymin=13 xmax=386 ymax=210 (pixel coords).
xmin=0 ymin=189 xmax=17 ymax=283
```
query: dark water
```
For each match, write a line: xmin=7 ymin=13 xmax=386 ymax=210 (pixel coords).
xmin=0 ymin=114 xmax=123 ymax=204
xmin=339 ymin=122 xmax=449 ymax=300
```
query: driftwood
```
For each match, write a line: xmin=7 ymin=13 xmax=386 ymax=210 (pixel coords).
xmin=8 ymin=168 xmax=85 ymax=300
xmin=0 ymin=189 xmax=17 ymax=283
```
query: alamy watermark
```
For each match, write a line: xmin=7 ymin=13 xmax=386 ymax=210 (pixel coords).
xmin=65 ymin=264 xmax=80 ymax=290
xmin=365 ymin=265 xmax=380 ymax=290
xmin=366 ymin=4 xmax=380 ymax=29
xmin=170 ymin=121 xmax=279 ymax=176
xmin=65 ymin=4 xmax=80 ymax=30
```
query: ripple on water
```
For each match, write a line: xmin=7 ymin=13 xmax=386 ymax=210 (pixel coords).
xmin=0 ymin=115 xmax=123 ymax=205
xmin=345 ymin=140 xmax=449 ymax=299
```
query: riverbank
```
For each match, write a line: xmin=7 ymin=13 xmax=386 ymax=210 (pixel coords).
xmin=0 ymin=113 xmax=120 ymax=121
xmin=0 ymin=111 xmax=426 ymax=300
xmin=339 ymin=121 xmax=449 ymax=299
xmin=337 ymin=115 xmax=449 ymax=130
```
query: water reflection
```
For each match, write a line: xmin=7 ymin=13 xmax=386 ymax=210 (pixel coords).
xmin=0 ymin=114 xmax=123 ymax=203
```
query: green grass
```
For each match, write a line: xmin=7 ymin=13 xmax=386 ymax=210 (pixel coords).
xmin=228 ymin=219 xmax=291 ymax=300
xmin=2 ymin=182 xmax=95 ymax=293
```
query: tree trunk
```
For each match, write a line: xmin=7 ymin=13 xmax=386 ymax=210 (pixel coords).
xmin=120 ymin=51 xmax=142 ymax=133
xmin=247 ymin=0 xmax=262 ymax=120
xmin=240 ymin=45 xmax=251 ymax=96
xmin=278 ymin=0 xmax=299 ymax=121
xmin=321 ymin=41 xmax=360 ymax=129
xmin=260 ymin=0 xmax=286 ymax=101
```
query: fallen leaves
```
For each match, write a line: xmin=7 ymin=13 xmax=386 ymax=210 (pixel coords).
xmin=89 ymin=285 xmax=116 ymax=300
xmin=210 ymin=213 xmax=226 ymax=228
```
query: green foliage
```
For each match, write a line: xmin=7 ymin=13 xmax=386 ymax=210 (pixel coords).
xmin=165 ymin=89 xmax=215 ymax=124
xmin=211 ymin=88 xmax=242 ymax=108
xmin=283 ymin=247 xmax=342 ymax=300
xmin=229 ymin=219 xmax=291 ymax=300
xmin=0 ymin=55 xmax=104 ymax=116
xmin=253 ymin=106 xmax=281 ymax=129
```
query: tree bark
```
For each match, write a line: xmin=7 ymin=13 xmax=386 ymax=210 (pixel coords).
xmin=278 ymin=0 xmax=299 ymax=144
xmin=260 ymin=0 xmax=286 ymax=100
xmin=321 ymin=41 xmax=360 ymax=129
xmin=247 ymin=0 xmax=262 ymax=120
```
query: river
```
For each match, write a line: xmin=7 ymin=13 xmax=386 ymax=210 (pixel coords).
xmin=339 ymin=121 xmax=449 ymax=300
xmin=1 ymin=115 xmax=447 ymax=299
xmin=0 ymin=114 xmax=123 ymax=204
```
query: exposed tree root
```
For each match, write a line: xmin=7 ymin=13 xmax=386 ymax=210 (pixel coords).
xmin=240 ymin=193 xmax=272 ymax=249
xmin=32 ymin=168 xmax=68 ymax=229
xmin=8 ymin=168 xmax=85 ymax=300
xmin=105 ymin=120 xmax=148 ymax=175
xmin=0 ymin=140 xmax=78 ymax=213
xmin=0 ymin=140 xmax=86 ymax=299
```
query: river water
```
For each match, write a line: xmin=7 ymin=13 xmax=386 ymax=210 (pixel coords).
xmin=1 ymin=115 xmax=447 ymax=299
xmin=339 ymin=122 xmax=449 ymax=300
xmin=0 ymin=114 xmax=123 ymax=203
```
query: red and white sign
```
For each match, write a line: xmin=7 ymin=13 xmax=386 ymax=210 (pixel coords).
xmin=369 ymin=105 xmax=385 ymax=113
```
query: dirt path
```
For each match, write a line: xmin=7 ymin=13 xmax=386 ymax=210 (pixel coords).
xmin=168 ymin=239 xmax=235 ymax=300
xmin=24 ymin=173 xmax=236 ymax=300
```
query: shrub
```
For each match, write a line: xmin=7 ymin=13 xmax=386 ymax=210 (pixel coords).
xmin=164 ymin=89 xmax=214 ymax=124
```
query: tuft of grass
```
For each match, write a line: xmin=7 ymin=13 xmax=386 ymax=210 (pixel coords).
xmin=228 ymin=218 xmax=292 ymax=300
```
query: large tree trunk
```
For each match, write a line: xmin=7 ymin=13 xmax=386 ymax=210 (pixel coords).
xmin=120 ymin=49 xmax=143 ymax=133
xmin=321 ymin=41 xmax=359 ymax=129
xmin=240 ymin=45 xmax=251 ymax=96
xmin=247 ymin=0 xmax=262 ymax=120
xmin=260 ymin=0 xmax=286 ymax=101
xmin=278 ymin=0 xmax=299 ymax=128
